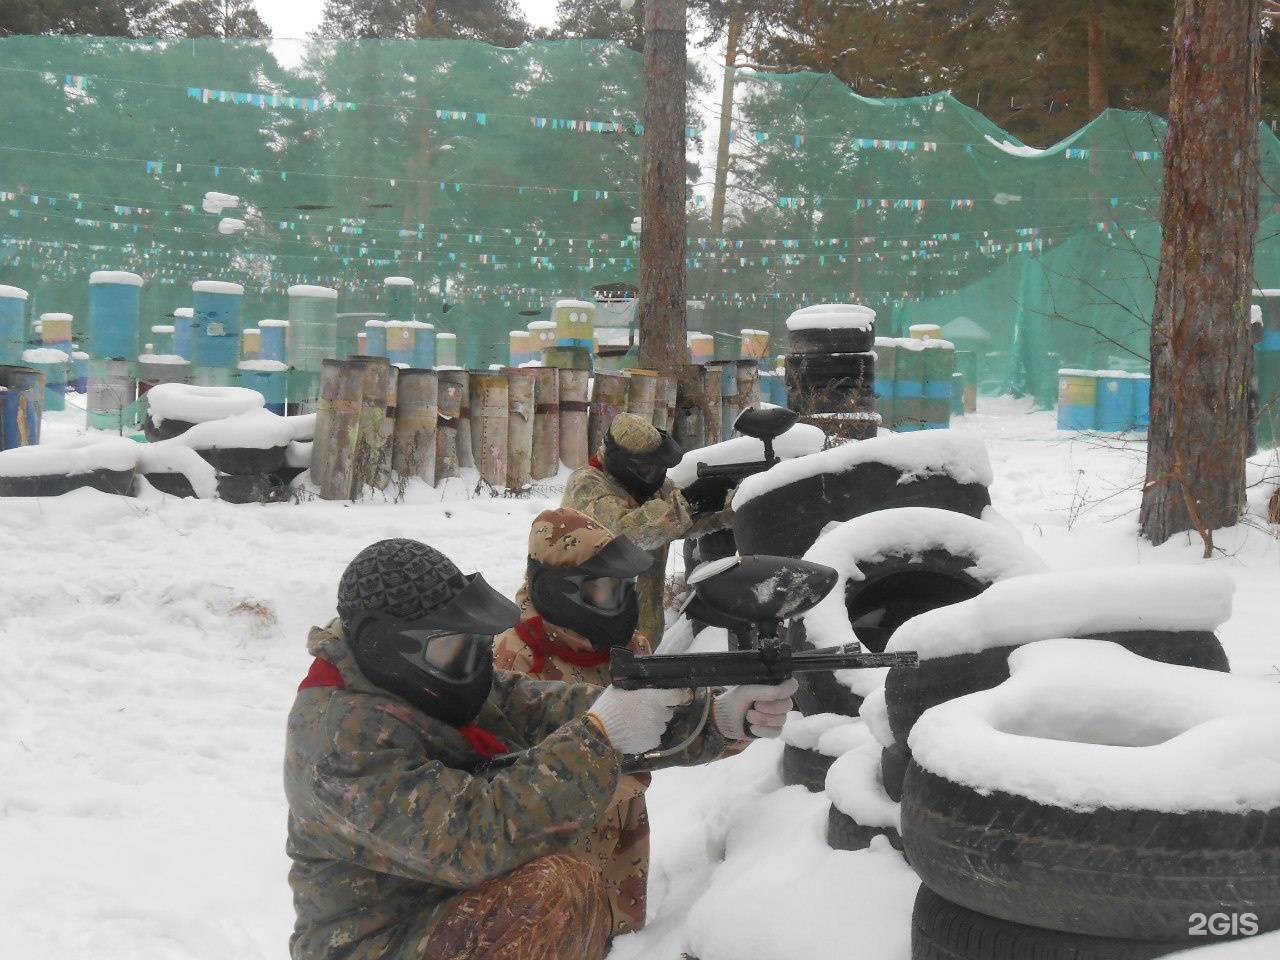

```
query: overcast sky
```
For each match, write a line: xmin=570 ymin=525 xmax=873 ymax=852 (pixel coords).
xmin=253 ymin=0 xmax=561 ymax=40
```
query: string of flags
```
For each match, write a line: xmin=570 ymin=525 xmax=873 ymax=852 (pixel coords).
xmin=187 ymin=87 xmax=357 ymax=112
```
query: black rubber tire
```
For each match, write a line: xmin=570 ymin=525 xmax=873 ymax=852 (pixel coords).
xmin=900 ymin=762 xmax=1280 ymax=940
xmin=216 ymin=472 xmax=287 ymax=504
xmin=781 ymin=743 xmax=834 ymax=793
xmin=785 ymin=352 xmax=875 ymax=389
xmin=884 ymin=630 xmax=1230 ymax=752
xmin=827 ymin=804 xmax=904 ymax=853
xmin=0 ymin=466 xmax=136 ymax=498
xmin=880 ymin=743 xmax=910 ymax=804
xmin=196 ymin=444 xmax=288 ymax=475
xmin=144 ymin=471 xmax=199 ymax=498
xmin=782 ymin=619 xmax=867 ymax=717
xmin=789 ymin=326 xmax=876 ymax=355
xmin=143 ymin=415 xmax=196 ymax=443
xmin=732 ymin=460 xmax=991 ymax=559
xmin=911 ymin=884 xmax=1188 ymax=960
xmin=787 ymin=385 xmax=877 ymax=416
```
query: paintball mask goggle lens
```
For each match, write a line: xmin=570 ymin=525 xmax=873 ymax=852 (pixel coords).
xmin=629 ymin=461 xmax=666 ymax=484
xmin=397 ymin=627 xmax=490 ymax=678
xmin=577 ymin=575 xmax=632 ymax=612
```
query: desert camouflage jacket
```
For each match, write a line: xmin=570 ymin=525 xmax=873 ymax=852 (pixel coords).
xmin=561 ymin=465 xmax=732 ymax=647
xmin=284 ymin=620 xmax=729 ymax=960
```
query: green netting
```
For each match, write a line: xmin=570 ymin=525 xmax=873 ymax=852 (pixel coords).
xmin=2 ymin=36 xmax=1279 ymax=401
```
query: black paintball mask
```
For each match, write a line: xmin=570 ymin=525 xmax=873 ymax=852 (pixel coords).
xmin=345 ymin=573 xmax=519 ymax=726
xmin=528 ymin=535 xmax=654 ymax=650
xmin=602 ymin=426 xmax=684 ymax=502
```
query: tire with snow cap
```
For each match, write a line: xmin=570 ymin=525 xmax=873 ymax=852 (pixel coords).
xmin=910 ymin=885 xmax=1187 ymax=960
xmin=781 ymin=743 xmax=834 ymax=793
xmin=900 ymin=761 xmax=1280 ymax=940
xmin=0 ymin=465 xmax=136 ymax=497
xmin=826 ymin=805 xmax=903 ymax=852
xmin=789 ymin=326 xmax=876 ymax=355
xmin=880 ymin=744 xmax=910 ymax=804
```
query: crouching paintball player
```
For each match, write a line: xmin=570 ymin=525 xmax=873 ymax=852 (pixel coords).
xmin=283 ymin=537 xmax=796 ymax=960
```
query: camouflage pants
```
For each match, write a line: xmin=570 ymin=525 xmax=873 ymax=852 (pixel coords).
xmin=568 ymin=786 xmax=650 ymax=937
xmin=419 ymin=854 xmax=611 ymax=960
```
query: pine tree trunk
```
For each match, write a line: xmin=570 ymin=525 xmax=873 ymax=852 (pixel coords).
xmin=1085 ymin=13 xmax=1109 ymax=117
xmin=637 ymin=0 xmax=688 ymax=375
xmin=1139 ymin=0 xmax=1261 ymax=552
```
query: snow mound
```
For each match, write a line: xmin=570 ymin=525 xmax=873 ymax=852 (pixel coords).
xmin=668 ymin=419 xmax=825 ymax=487
xmin=826 ymin=730 xmax=899 ymax=830
xmin=0 ymin=436 xmax=141 ymax=477
xmin=146 ymin=383 xmax=265 ymax=426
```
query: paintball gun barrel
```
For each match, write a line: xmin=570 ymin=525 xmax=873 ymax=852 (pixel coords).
xmin=610 ymin=641 xmax=917 ymax=690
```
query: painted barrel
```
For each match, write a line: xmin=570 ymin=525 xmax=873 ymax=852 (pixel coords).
xmin=0 ymin=285 xmax=27 ymax=367
xmin=553 ymin=299 xmax=595 ymax=348
xmin=22 ymin=348 xmax=68 ymax=411
xmin=689 ymin=333 xmax=714 ymax=364
xmin=238 ymin=360 xmax=288 ymax=414
xmin=921 ymin=340 xmax=955 ymax=429
xmin=364 ymin=319 xmax=388 ymax=358
xmin=1094 ymin=371 xmax=1137 ymax=432
xmin=909 ymin=323 xmax=942 ymax=341
xmin=71 ymin=349 xmax=89 ymax=394
xmin=191 ymin=280 xmax=244 ymax=370
xmin=411 ymin=321 xmax=436 ymax=369
xmin=740 ymin=328 xmax=770 ymax=360
xmin=0 ymin=364 xmax=44 ymax=448
xmin=259 ymin=318 xmax=289 ymax=363
xmin=543 ymin=346 xmax=591 ymax=370
xmin=892 ymin=338 xmax=925 ymax=431
xmin=242 ymin=328 xmax=261 ymax=361
xmin=356 ymin=332 xmax=367 ymax=356
xmin=40 ymin=312 xmax=73 ymax=357
xmin=387 ymin=321 xmax=415 ymax=366
xmin=384 ymin=277 xmax=416 ymax=322
xmin=171 ymin=307 xmax=194 ymax=361
xmin=435 ymin=332 xmax=458 ymax=367
xmin=287 ymin=285 xmax=338 ymax=402
xmin=1130 ymin=373 xmax=1151 ymax=436
xmin=528 ymin=320 xmax=557 ymax=360
xmin=137 ymin=355 xmax=190 ymax=396
xmin=873 ymin=337 xmax=896 ymax=427
xmin=1057 ymin=368 xmax=1098 ymax=430
xmin=509 ymin=330 xmax=533 ymax=366
xmin=150 ymin=324 xmax=176 ymax=357
xmin=86 ymin=358 xmax=137 ymax=431
xmin=88 ymin=271 xmax=144 ymax=361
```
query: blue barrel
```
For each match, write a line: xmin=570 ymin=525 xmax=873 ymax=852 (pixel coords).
xmin=1094 ymin=371 xmax=1136 ymax=432
xmin=150 ymin=324 xmax=175 ymax=357
xmin=23 ymin=349 xmax=68 ymax=412
xmin=0 ymin=364 xmax=44 ymax=447
xmin=387 ymin=321 xmax=415 ymax=366
xmin=88 ymin=271 xmax=144 ymax=361
xmin=191 ymin=280 xmax=245 ymax=370
xmin=364 ymin=319 xmax=388 ymax=357
xmin=259 ymin=319 xmax=289 ymax=362
xmin=172 ymin=307 xmax=194 ymax=360
xmin=384 ymin=277 xmax=416 ymax=322
xmin=0 ymin=285 xmax=27 ymax=367
xmin=411 ymin=321 xmax=436 ymax=368
xmin=1131 ymin=373 xmax=1151 ymax=436
xmin=238 ymin=360 xmax=288 ymax=414
xmin=1057 ymin=369 xmax=1097 ymax=430
xmin=71 ymin=349 xmax=89 ymax=394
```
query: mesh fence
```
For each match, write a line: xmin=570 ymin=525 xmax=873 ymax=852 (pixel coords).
xmin=2 ymin=36 xmax=1279 ymax=400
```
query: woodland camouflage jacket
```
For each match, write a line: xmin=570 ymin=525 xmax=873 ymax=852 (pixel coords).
xmin=283 ymin=620 xmax=729 ymax=960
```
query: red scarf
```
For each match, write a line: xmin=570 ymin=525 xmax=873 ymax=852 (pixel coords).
xmin=296 ymin=658 xmax=507 ymax=758
xmin=515 ymin=615 xmax=611 ymax=672
xmin=588 ymin=454 xmax=603 ymax=470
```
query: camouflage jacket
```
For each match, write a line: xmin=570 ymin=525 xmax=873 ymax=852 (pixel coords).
xmin=561 ymin=464 xmax=732 ymax=647
xmin=283 ymin=620 xmax=729 ymax=960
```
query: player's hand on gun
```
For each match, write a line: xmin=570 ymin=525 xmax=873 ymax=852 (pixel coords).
xmin=588 ymin=686 xmax=691 ymax=754
xmin=713 ymin=678 xmax=798 ymax=740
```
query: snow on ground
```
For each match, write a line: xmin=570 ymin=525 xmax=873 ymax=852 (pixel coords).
xmin=2 ymin=394 xmax=1280 ymax=958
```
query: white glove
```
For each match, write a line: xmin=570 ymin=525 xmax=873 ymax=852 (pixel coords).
xmin=587 ymin=686 xmax=691 ymax=754
xmin=713 ymin=678 xmax=799 ymax=740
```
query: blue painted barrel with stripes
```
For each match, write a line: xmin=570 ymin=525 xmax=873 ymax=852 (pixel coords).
xmin=1130 ymin=373 xmax=1151 ymax=436
xmin=412 ymin=322 xmax=436 ymax=368
xmin=364 ymin=319 xmax=388 ymax=358
xmin=1094 ymin=371 xmax=1137 ymax=432
xmin=259 ymin=319 xmax=289 ymax=363
xmin=0 ymin=364 xmax=44 ymax=448
xmin=238 ymin=360 xmax=288 ymax=414
xmin=1056 ymin=369 xmax=1097 ymax=430
xmin=23 ymin=349 xmax=68 ymax=412
xmin=88 ymin=271 xmax=144 ymax=361
xmin=0 ymin=285 xmax=27 ymax=367
xmin=172 ymin=307 xmax=194 ymax=360
xmin=191 ymin=280 xmax=245 ymax=370
xmin=892 ymin=339 xmax=925 ymax=431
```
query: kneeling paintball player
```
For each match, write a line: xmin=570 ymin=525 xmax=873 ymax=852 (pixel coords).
xmin=283 ymin=537 xmax=796 ymax=960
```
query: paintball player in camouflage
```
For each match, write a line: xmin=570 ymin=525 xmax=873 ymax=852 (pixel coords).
xmin=283 ymin=537 xmax=796 ymax=960
xmin=494 ymin=506 xmax=658 ymax=937
xmin=562 ymin=412 xmax=734 ymax=648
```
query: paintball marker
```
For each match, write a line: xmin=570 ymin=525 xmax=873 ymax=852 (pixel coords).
xmin=680 ymin=406 xmax=800 ymax=516
xmin=611 ymin=554 xmax=918 ymax=690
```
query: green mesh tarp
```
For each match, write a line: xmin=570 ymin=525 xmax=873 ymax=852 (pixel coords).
xmin=2 ymin=36 xmax=1279 ymax=395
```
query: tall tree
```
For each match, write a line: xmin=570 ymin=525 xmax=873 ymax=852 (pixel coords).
xmin=0 ymin=0 xmax=166 ymax=36
xmin=547 ymin=0 xmax=645 ymax=50
xmin=1139 ymin=0 xmax=1261 ymax=553
xmin=151 ymin=0 xmax=272 ymax=38
xmin=317 ymin=0 xmax=529 ymax=44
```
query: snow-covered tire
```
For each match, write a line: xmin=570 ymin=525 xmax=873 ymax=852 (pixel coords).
xmin=901 ymin=761 xmax=1280 ymax=940
xmin=0 ymin=465 xmax=135 ymax=497
xmin=0 ymin=436 xmax=140 ymax=497
xmin=789 ymin=326 xmax=876 ymax=355
xmin=785 ymin=352 xmax=875 ymax=389
xmin=826 ymin=805 xmax=903 ymax=853
xmin=781 ymin=743 xmax=834 ymax=793
xmin=880 ymin=744 xmax=910 ymax=804
xmin=732 ymin=438 xmax=993 ymax=560
xmin=144 ymin=471 xmax=198 ymax=498
xmin=216 ymin=472 xmax=286 ymax=504
xmin=883 ymin=629 xmax=1230 ymax=753
xmin=910 ymin=884 xmax=1187 ymax=960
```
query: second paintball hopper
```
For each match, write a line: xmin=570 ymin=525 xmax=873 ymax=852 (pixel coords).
xmin=686 ymin=554 xmax=839 ymax=640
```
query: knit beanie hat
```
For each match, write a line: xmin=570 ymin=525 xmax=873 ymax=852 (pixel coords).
xmin=337 ymin=538 xmax=469 ymax=624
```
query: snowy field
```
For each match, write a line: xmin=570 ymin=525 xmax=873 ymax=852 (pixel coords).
xmin=3 ymin=395 xmax=1279 ymax=959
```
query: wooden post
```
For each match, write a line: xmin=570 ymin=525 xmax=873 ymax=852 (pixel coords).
xmin=672 ymin=364 xmax=706 ymax=451
xmin=311 ymin=358 xmax=363 ymax=500
xmin=588 ymin=370 xmax=630 ymax=453
xmin=656 ymin=373 xmax=678 ymax=433
xmin=470 ymin=371 xmax=509 ymax=490
xmin=392 ymin=368 xmax=438 ymax=484
xmin=531 ymin=366 xmax=560 ymax=479
xmin=701 ymin=364 xmax=723 ymax=445
xmin=504 ymin=367 xmax=536 ymax=492
xmin=350 ymin=356 xmax=393 ymax=494
xmin=626 ymin=368 xmax=659 ymax=425
xmin=435 ymin=368 xmax=465 ymax=484
xmin=558 ymin=368 xmax=590 ymax=468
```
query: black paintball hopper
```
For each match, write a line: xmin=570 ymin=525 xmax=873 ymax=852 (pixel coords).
xmin=688 ymin=554 xmax=839 ymax=638
xmin=731 ymin=406 xmax=799 ymax=456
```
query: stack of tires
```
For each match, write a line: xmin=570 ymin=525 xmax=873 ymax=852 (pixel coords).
xmin=783 ymin=303 xmax=879 ymax=439
xmin=0 ymin=434 xmax=140 ymax=497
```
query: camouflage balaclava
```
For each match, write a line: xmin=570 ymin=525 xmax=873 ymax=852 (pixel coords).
xmin=525 ymin=508 xmax=653 ymax=650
